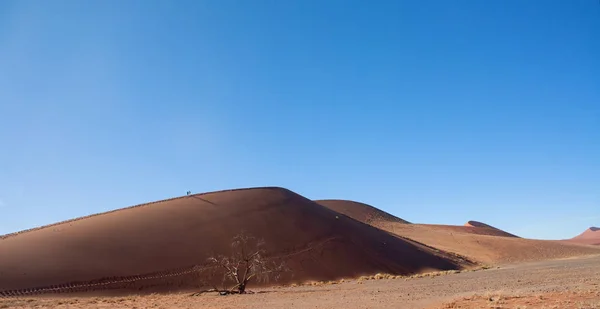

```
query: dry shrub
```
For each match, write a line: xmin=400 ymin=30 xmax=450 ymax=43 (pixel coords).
xmin=199 ymin=231 xmax=288 ymax=295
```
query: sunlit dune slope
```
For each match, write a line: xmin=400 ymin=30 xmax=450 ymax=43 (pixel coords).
xmin=0 ymin=187 xmax=466 ymax=294
xmin=464 ymin=221 xmax=519 ymax=238
xmin=567 ymin=227 xmax=600 ymax=245
xmin=421 ymin=224 xmax=517 ymax=238
xmin=382 ymin=223 xmax=600 ymax=265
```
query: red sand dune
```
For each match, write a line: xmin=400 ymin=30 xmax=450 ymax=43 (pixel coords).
xmin=383 ymin=223 xmax=600 ymax=265
xmin=464 ymin=220 xmax=519 ymax=238
xmin=315 ymin=199 xmax=410 ymax=225
xmin=0 ymin=187 xmax=467 ymax=295
xmin=567 ymin=227 xmax=600 ymax=245
xmin=419 ymin=224 xmax=518 ymax=238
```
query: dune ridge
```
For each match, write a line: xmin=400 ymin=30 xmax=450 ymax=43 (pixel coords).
xmin=0 ymin=187 xmax=467 ymax=295
xmin=464 ymin=220 xmax=519 ymax=238
xmin=0 ymin=187 xmax=284 ymax=240
xmin=567 ymin=227 xmax=600 ymax=245
xmin=316 ymin=199 xmax=410 ymax=225
xmin=382 ymin=223 xmax=600 ymax=265
xmin=573 ymin=227 xmax=600 ymax=239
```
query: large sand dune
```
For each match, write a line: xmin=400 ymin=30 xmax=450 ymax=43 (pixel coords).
xmin=382 ymin=223 xmax=600 ymax=265
xmin=0 ymin=187 xmax=465 ymax=295
xmin=315 ymin=199 xmax=410 ymax=225
xmin=567 ymin=227 xmax=600 ymax=245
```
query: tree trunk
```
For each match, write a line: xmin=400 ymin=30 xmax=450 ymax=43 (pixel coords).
xmin=237 ymin=281 xmax=247 ymax=294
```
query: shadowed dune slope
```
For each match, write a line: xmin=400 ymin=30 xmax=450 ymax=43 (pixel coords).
xmin=383 ymin=223 xmax=600 ymax=265
xmin=315 ymin=200 xmax=410 ymax=225
xmin=0 ymin=187 xmax=465 ymax=293
xmin=464 ymin=220 xmax=519 ymax=238
xmin=567 ymin=227 xmax=600 ymax=245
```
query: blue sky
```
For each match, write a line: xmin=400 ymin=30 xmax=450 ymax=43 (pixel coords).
xmin=0 ymin=0 xmax=598 ymax=239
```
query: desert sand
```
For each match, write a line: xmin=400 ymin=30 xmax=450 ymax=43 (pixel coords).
xmin=0 ymin=187 xmax=466 ymax=295
xmin=1 ymin=254 xmax=599 ymax=309
xmin=1 ymin=186 xmax=599 ymax=308
xmin=379 ymin=222 xmax=600 ymax=265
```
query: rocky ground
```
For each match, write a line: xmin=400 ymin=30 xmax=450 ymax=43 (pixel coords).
xmin=2 ymin=255 xmax=599 ymax=309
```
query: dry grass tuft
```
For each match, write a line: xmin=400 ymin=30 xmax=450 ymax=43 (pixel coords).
xmin=433 ymin=290 xmax=600 ymax=309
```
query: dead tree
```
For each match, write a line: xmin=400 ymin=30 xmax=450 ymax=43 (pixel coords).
xmin=203 ymin=232 xmax=288 ymax=295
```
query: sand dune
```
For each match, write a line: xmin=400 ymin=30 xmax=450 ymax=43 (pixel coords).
xmin=464 ymin=221 xmax=519 ymax=238
xmin=0 ymin=187 xmax=465 ymax=295
xmin=419 ymin=224 xmax=518 ymax=238
xmin=567 ymin=227 xmax=600 ymax=245
xmin=383 ymin=223 xmax=600 ymax=265
xmin=315 ymin=199 xmax=410 ymax=225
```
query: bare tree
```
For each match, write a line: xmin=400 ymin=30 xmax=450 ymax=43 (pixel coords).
xmin=202 ymin=232 xmax=288 ymax=295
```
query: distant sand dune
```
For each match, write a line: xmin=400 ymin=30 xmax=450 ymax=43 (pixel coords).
xmin=383 ymin=223 xmax=600 ymax=265
xmin=567 ymin=227 xmax=600 ymax=245
xmin=464 ymin=220 xmax=519 ymax=238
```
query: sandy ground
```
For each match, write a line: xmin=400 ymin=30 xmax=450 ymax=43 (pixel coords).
xmin=3 ymin=255 xmax=599 ymax=309
xmin=432 ymin=290 xmax=600 ymax=309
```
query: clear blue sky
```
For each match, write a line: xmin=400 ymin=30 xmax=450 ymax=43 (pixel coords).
xmin=0 ymin=0 xmax=598 ymax=240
